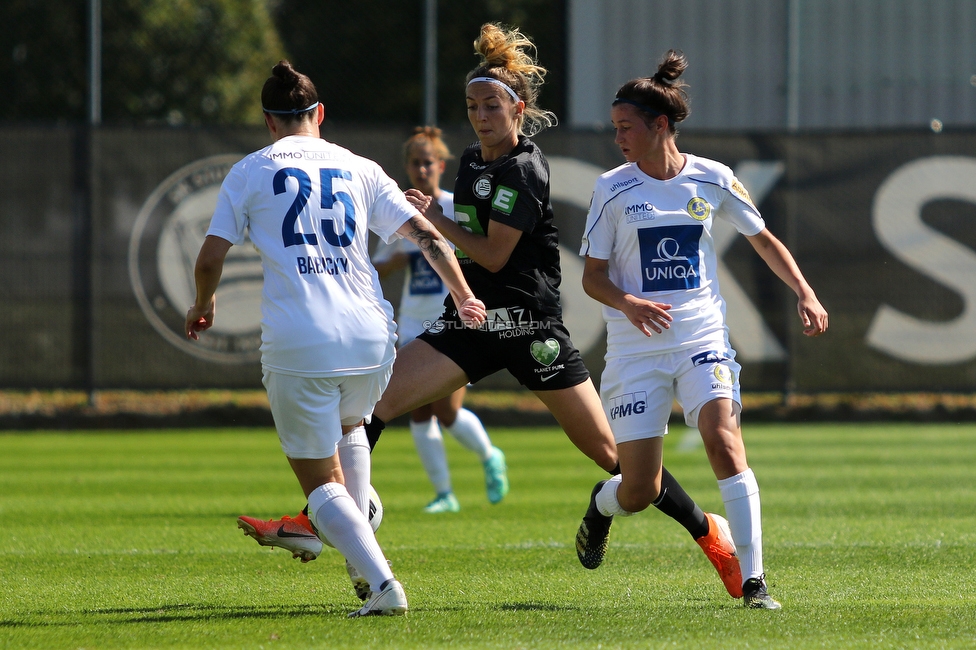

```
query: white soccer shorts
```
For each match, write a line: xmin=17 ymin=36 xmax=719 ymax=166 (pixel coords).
xmin=600 ymin=346 xmax=742 ymax=444
xmin=262 ymin=364 xmax=394 ymax=459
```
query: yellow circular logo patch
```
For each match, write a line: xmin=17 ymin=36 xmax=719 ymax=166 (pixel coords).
xmin=687 ymin=197 xmax=710 ymax=221
xmin=713 ymin=364 xmax=735 ymax=385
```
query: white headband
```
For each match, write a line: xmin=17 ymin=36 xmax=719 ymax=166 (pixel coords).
xmin=467 ymin=76 xmax=521 ymax=103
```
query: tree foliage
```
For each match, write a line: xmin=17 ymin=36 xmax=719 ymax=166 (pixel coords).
xmin=0 ymin=0 xmax=563 ymax=126
xmin=1 ymin=0 xmax=286 ymax=124
xmin=1 ymin=0 xmax=88 ymax=121
xmin=272 ymin=0 xmax=565 ymax=127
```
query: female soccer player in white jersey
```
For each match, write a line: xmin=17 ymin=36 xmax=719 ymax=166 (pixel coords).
xmin=373 ymin=127 xmax=508 ymax=514
xmin=184 ymin=61 xmax=486 ymax=618
xmin=240 ymin=27 xmax=746 ymax=601
xmin=578 ymin=50 xmax=829 ymax=609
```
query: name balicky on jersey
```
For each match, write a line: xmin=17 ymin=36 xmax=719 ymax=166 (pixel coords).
xmin=297 ymin=255 xmax=349 ymax=276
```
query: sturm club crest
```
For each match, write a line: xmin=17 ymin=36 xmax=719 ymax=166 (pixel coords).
xmin=128 ymin=155 xmax=264 ymax=363
xmin=473 ymin=175 xmax=493 ymax=199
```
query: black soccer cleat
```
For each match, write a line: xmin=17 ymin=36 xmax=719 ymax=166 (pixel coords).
xmin=576 ymin=480 xmax=613 ymax=569
xmin=742 ymin=574 xmax=782 ymax=609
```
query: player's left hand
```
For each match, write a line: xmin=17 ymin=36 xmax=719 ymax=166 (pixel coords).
xmin=798 ymin=295 xmax=828 ymax=337
xmin=457 ymin=297 xmax=487 ymax=329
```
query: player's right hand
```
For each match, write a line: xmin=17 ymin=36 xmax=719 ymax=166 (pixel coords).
xmin=185 ymin=299 xmax=215 ymax=340
xmin=622 ymin=294 xmax=672 ymax=337
xmin=404 ymin=188 xmax=433 ymax=215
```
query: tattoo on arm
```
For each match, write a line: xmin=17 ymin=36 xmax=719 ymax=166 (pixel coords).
xmin=407 ymin=217 xmax=443 ymax=261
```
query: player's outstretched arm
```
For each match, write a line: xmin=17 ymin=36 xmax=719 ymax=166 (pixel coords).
xmin=745 ymin=228 xmax=828 ymax=337
xmin=405 ymin=188 xmax=521 ymax=273
xmin=397 ymin=214 xmax=486 ymax=328
xmin=185 ymin=235 xmax=233 ymax=340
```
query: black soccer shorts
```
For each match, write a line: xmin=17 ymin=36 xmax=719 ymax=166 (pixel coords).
xmin=417 ymin=306 xmax=590 ymax=391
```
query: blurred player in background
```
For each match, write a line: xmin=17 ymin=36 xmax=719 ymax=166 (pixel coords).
xmin=240 ymin=25 xmax=744 ymax=601
xmin=372 ymin=126 xmax=508 ymax=514
xmin=579 ymin=50 xmax=829 ymax=609
xmin=185 ymin=60 xmax=485 ymax=617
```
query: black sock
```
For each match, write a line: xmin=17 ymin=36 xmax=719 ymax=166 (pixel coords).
xmin=365 ymin=416 xmax=387 ymax=452
xmin=653 ymin=467 xmax=709 ymax=539
xmin=301 ymin=504 xmax=320 ymax=533
xmin=608 ymin=462 xmax=621 ymax=476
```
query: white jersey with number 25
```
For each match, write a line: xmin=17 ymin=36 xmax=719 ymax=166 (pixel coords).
xmin=207 ymin=135 xmax=415 ymax=376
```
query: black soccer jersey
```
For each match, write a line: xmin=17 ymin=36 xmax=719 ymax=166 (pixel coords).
xmin=451 ymin=136 xmax=563 ymax=316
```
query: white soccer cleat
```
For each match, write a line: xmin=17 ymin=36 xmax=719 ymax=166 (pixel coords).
xmin=348 ymin=579 xmax=408 ymax=618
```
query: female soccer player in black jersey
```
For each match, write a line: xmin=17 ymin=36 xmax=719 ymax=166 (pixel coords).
xmin=239 ymin=24 xmax=744 ymax=603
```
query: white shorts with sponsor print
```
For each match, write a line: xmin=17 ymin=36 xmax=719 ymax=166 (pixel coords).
xmin=600 ymin=346 xmax=742 ymax=444
xmin=262 ymin=363 xmax=394 ymax=459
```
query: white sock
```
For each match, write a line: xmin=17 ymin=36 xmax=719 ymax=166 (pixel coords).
xmin=410 ymin=418 xmax=452 ymax=495
xmin=338 ymin=426 xmax=371 ymax=518
xmin=718 ymin=468 xmax=764 ymax=581
xmin=308 ymin=482 xmax=394 ymax=592
xmin=595 ymin=475 xmax=635 ymax=517
xmin=446 ymin=408 xmax=493 ymax=462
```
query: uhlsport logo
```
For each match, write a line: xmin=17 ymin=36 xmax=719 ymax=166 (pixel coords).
xmin=609 ymin=391 xmax=647 ymax=420
xmin=128 ymin=155 xmax=263 ymax=363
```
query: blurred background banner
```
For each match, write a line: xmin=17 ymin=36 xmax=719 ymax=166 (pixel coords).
xmin=3 ymin=127 xmax=976 ymax=391
xmin=2 ymin=0 xmax=974 ymax=392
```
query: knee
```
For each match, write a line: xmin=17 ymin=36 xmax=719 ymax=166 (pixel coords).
xmin=616 ymin=479 xmax=657 ymax=513
xmin=701 ymin=422 xmax=744 ymax=457
xmin=431 ymin=403 xmax=457 ymax=426
xmin=703 ymin=435 xmax=748 ymax=477
xmin=411 ymin=404 xmax=434 ymax=422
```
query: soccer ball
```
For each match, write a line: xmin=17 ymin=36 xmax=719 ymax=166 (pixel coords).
xmin=367 ymin=484 xmax=384 ymax=532
xmin=322 ymin=485 xmax=383 ymax=549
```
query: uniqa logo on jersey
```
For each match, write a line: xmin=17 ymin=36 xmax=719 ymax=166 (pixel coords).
xmin=128 ymin=155 xmax=263 ymax=363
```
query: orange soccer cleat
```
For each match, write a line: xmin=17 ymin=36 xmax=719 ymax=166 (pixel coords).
xmin=696 ymin=512 xmax=744 ymax=598
xmin=237 ymin=512 xmax=322 ymax=563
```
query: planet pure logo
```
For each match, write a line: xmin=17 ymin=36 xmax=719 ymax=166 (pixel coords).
xmin=128 ymin=155 xmax=263 ymax=363
xmin=530 ymin=339 xmax=560 ymax=366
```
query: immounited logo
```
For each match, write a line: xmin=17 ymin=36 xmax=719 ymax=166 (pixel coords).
xmin=128 ymin=155 xmax=264 ymax=363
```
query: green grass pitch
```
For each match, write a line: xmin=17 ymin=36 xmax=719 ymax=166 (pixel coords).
xmin=1 ymin=422 xmax=975 ymax=648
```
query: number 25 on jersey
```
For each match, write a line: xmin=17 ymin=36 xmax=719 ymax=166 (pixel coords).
xmin=274 ymin=167 xmax=356 ymax=248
